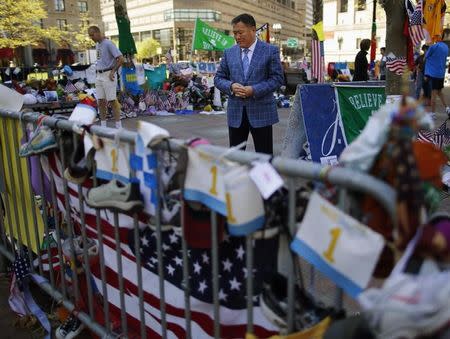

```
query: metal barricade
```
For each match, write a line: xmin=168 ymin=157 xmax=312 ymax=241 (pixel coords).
xmin=0 ymin=108 xmax=396 ymax=338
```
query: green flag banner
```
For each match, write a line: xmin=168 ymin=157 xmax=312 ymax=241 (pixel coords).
xmin=192 ymin=18 xmax=235 ymax=51
xmin=336 ymin=86 xmax=386 ymax=144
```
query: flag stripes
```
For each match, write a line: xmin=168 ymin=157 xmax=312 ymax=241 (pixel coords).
xmin=312 ymin=39 xmax=324 ymax=82
xmin=41 ymin=152 xmax=278 ymax=338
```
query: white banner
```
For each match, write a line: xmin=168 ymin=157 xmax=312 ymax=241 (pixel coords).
xmin=183 ymin=148 xmax=227 ymax=215
xmin=95 ymin=138 xmax=130 ymax=183
xmin=291 ymin=192 xmax=384 ymax=297
xmin=224 ymin=166 xmax=265 ymax=236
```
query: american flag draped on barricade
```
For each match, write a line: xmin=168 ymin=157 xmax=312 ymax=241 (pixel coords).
xmin=39 ymin=152 xmax=279 ymax=338
xmin=406 ymin=0 xmax=425 ymax=47
xmin=311 ymin=21 xmax=325 ymax=83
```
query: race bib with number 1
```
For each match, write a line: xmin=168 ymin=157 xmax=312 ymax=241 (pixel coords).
xmin=183 ymin=148 xmax=227 ymax=215
xmin=290 ymin=191 xmax=385 ymax=297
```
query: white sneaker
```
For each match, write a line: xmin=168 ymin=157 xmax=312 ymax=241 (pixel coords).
xmin=85 ymin=180 xmax=144 ymax=212
xmin=359 ymin=271 xmax=450 ymax=339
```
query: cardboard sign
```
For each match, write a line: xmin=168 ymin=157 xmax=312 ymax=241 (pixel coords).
xmin=291 ymin=192 xmax=384 ymax=297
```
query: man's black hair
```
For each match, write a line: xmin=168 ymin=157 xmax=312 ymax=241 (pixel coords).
xmin=231 ymin=14 xmax=256 ymax=27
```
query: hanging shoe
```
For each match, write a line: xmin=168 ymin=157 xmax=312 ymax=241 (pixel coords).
xmin=63 ymin=134 xmax=95 ymax=184
xmin=55 ymin=314 xmax=85 ymax=339
xmin=19 ymin=126 xmax=57 ymax=157
xmin=259 ymin=272 xmax=331 ymax=331
xmin=85 ymin=179 xmax=144 ymax=213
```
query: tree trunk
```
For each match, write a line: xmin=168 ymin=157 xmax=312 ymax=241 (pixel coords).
xmin=114 ymin=0 xmax=136 ymax=56
xmin=383 ymin=0 xmax=407 ymax=95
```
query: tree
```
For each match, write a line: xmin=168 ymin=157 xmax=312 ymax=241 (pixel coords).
xmin=70 ymin=13 xmax=95 ymax=51
xmin=381 ymin=0 xmax=407 ymax=95
xmin=136 ymin=38 xmax=161 ymax=61
xmin=0 ymin=0 xmax=65 ymax=48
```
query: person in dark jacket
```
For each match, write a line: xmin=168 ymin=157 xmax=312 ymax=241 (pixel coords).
xmin=353 ymin=39 xmax=371 ymax=81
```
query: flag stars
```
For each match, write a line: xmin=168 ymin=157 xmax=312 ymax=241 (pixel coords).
xmin=169 ymin=232 xmax=179 ymax=244
xmin=193 ymin=261 xmax=202 ymax=275
xmin=162 ymin=243 xmax=170 ymax=251
xmin=141 ymin=234 xmax=149 ymax=247
xmin=166 ymin=264 xmax=175 ymax=276
xmin=219 ymin=289 xmax=228 ymax=301
xmin=150 ymin=257 xmax=158 ymax=264
xmin=198 ymin=280 xmax=207 ymax=294
xmin=173 ymin=256 xmax=183 ymax=267
xmin=229 ymin=277 xmax=241 ymax=291
xmin=222 ymin=258 xmax=233 ymax=272
xmin=235 ymin=246 xmax=245 ymax=260
xmin=202 ymin=252 xmax=209 ymax=264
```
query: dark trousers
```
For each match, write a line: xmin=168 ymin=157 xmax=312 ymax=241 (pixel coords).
xmin=228 ymin=109 xmax=273 ymax=155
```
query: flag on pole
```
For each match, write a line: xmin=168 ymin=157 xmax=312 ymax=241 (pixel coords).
xmin=311 ymin=21 xmax=325 ymax=83
xmin=256 ymin=23 xmax=270 ymax=43
xmin=370 ymin=21 xmax=377 ymax=68
xmin=192 ymin=18 xmax=235 ymax=51
xmin=312 ymin=40 xmax=325 ymax=82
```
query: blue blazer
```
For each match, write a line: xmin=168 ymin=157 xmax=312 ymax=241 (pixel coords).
xmin=214 ymin=40 xmax=284 ymax=128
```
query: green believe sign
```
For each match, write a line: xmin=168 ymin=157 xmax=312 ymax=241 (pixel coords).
xmin=337 ymin=86 xmax=386 ymax=144
xmin=192 ymin=18 xmax=235 ymax=51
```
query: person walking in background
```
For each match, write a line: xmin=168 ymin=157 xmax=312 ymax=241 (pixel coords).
xmin=353 ymin=39 xmax=371 ymax=81
xmin=424 ymin=37 xmax=449 ymax=114
xmin=88 ymin=25 xmax=124 ymax=128
xmin=415 ymin=44 xmax=431 ymax=104
xmin=379 ymin=47 xmax=387 ymax=80
xmin=214 ymin=13 xmax=284 ymax=155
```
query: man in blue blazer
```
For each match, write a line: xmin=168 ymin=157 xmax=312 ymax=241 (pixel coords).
xmin=214 ymin=13 xmax=284 ymax=155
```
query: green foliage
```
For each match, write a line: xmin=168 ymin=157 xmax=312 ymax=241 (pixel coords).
xmin=136 ymin=38 xmax=161 ymax=60
xmin=70 ymin=13 xmax=95 ymax=51
xmin=0 ymin=0 xmax=66 ymax=48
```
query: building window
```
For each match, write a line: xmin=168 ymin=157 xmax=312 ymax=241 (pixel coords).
xmin=291 ymin=2 xmax=295 ymax=9
xmin=57 ymin=19 xmax=67 ymax=31
xmin=356 ymin=38 xmax=361 ymax=49
xmin=54 ymin=0 xmax=65 ymax=11
xmin=78 ymin=1 xmax=88 ymax=12
xmin=339 ymin=0 xmax=348 ymax=12
xmin=164 ymin=9 xmax=221 ymax=22
xmin=355 ymin=0 xmax=366 ymax=11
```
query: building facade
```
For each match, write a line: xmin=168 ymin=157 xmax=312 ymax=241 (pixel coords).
xmin=100 ymin=0 xmax=308 ymax=60
xmin=322 ymin=0 xmax=386 ymax=65
xmin=38 ymin=0 xmax=102 ymax=65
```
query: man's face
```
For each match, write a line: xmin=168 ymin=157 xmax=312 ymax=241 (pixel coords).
xmin=232 ymin=22 xmax=256 ymax=48
xmin=88 ymin=29 xmax=101 ymax=43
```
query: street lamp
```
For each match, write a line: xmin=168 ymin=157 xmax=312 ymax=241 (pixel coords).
xmin=272 ymin=23 xmax=283 ymax=58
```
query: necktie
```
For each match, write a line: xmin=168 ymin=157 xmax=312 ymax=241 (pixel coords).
xmin=242 ymin=48 xmax=250 ymax=78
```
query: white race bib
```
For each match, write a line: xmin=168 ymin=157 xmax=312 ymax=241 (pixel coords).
xmin=183 ymin=148 xmax=227 ymax=215
xmin=291 ymin=192 xmax=385 ymax=297
xmin=224 ymin=166 xmax=265 ymax=236
xmin=95 ymin=138 xmax=130 ymax=183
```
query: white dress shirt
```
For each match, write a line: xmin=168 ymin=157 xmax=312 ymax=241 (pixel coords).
xmin=241 ymin=39 xmax=258 ymax=64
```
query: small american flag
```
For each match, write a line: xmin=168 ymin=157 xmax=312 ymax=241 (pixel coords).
xmin=64 ymin=81 xmax=78 ymax=94
xmin=407 ymin=0 xmax=425 ymax=46
xmin=386 ymin=53 xmax=407 ymax=75
xmin=418 ymin=121 xmax=450 ymax=149
xmin=312 ymin=39 xmax=324 ymax=82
